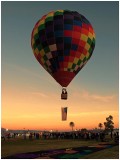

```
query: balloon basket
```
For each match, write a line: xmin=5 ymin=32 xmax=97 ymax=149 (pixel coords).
xmin=61 ymin=88 xmax=68 ymax=100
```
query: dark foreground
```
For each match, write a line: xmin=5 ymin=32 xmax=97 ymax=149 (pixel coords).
xmin=1 ymin=132 xmax=119 ymax=159
xmin=3 ymin=144 xmax=118 ymax=159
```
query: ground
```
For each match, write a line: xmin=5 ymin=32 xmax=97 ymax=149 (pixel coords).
xmin=1 ymin=137 xmax=119 ymax=159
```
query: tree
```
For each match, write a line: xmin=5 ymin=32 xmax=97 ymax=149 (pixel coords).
xmin=81 ymin=128 xmax=87 ymax=133
xmin=98 ymin=123 xmax=103 ymax=130
xmin=104 ymin=115 xmax=114 ymax=138
xmin=69 ymin=122 xmax=75 ymax=131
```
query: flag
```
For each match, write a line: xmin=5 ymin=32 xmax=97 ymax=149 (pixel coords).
xmin=61 ymin=107 xmax=67 ymax=121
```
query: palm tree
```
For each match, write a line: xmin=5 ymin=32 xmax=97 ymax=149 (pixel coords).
xmin=69 ymin=122 xmax=75 ymax=131
xmin=98 ymin=123 xmax=103 ymax=130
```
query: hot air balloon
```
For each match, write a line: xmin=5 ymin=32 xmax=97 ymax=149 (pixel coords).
xmin=31 ymin=10 xmax=95 ymax=100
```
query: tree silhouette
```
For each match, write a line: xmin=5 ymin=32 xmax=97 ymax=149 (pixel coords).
xmin=104 ymin=115 xmax=114 ymax=138
xmin=98 ymin=123 xmax=103 ymax=130
xmin=69 ymin=122 xmax=75 ymax=131
xmin=81 ymin=128 xmax=87 ymax=133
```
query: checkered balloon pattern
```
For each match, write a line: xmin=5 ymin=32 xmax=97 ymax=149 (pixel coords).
xmin=31 ymin=10 xmax=95 ymax=87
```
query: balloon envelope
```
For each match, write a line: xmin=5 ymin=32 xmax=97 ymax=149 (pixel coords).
xmin=31 ymin=10 xmax=95 ymax=87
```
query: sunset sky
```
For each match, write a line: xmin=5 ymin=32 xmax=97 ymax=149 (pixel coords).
xmin=1 ymin=1 xmax=119 ymax=131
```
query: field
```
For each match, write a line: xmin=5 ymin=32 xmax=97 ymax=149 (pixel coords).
xmin=1 ymin=137 xmax=119 ymax=159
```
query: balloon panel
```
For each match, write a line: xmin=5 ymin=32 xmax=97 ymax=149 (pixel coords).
xmin=31 ymin=10 xmax=95 ymax=87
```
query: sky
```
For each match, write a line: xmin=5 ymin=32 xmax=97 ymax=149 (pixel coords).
xmin=1 ymin=1 xmax=119 ymax=131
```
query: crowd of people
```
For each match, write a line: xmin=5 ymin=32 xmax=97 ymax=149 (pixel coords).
xmin=1 ymin=131 xmax=116 ymax=141
xmin=2 ymin=130 xmax=119 ymax=143
xmin=35 ymin=131 xmax=106 ymax=141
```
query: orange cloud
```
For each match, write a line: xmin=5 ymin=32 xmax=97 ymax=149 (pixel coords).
xmin=31 ymin=92 xmax=48 ymax=98
xmin=72 ymin=89 xmax=117 ymax=103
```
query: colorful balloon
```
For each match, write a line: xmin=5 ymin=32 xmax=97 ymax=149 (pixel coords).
xmin=31 ymin=10 xmax=95 ymax=87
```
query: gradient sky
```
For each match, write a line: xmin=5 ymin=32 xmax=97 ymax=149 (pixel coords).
xmin=1 ymin=1 xmax=119 ymax=131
